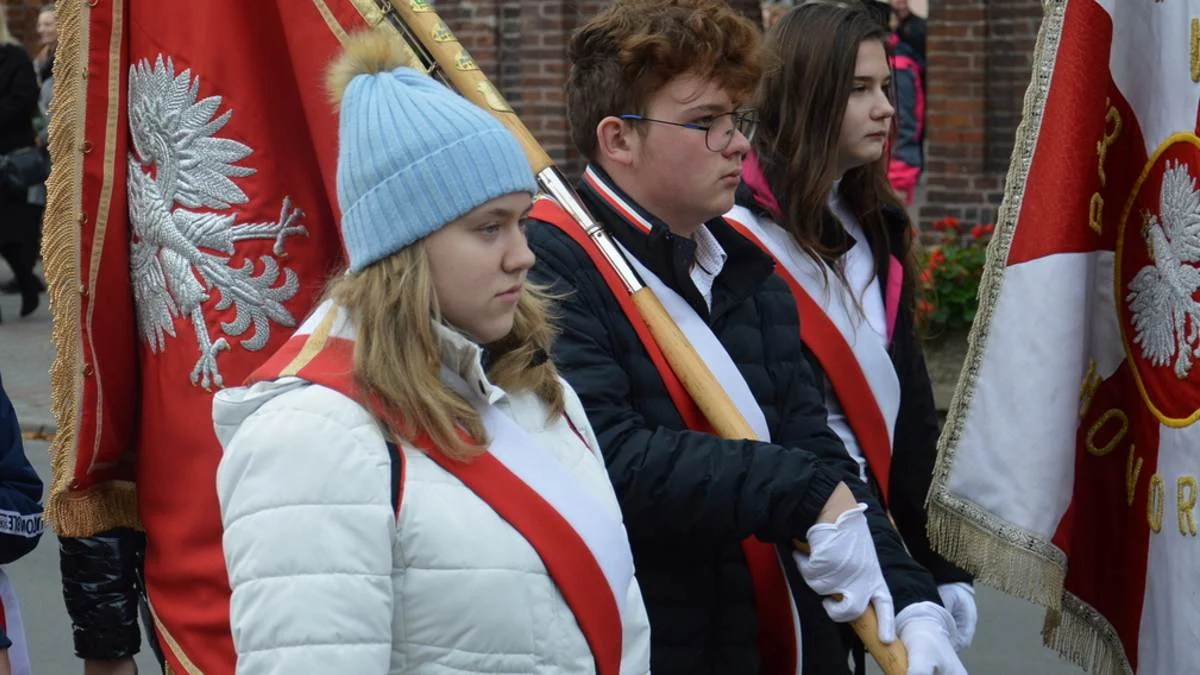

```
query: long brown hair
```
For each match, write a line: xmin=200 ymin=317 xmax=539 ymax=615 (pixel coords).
xmin=326 ymin=244 xmax=564 ymax=462
xmin=753 ymin=2 xmax=910 ymax=284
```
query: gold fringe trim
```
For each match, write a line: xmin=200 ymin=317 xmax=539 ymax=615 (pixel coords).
xmin=928 ymin=2 xmax=1132 ymax=672
xmin=43 ymin=0 xmax=138 ymax=536
xmin=1043 ymin=592 xmax=1133 ymax=675
xmin=45 ymin=480 xmax=139 ymax=536
xmin=929 ymin=0 xmax=1069 ymax=590
xmin=929 ymin=0 xmax=1068 ymax=594
xmin=43 ymin=0 xmax=91 ymax=535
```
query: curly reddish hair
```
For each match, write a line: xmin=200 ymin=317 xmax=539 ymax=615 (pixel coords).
xmin=566 ymin=0 xmax=765 ymax=160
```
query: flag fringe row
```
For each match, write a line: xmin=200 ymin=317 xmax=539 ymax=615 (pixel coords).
xmin=927 ymin=1 xmax=1133 ymax=673
xmin=929 ymin=0 xmax=1067 ymax=603
xmin=927 ymin=497 xmax=1066 ymax=607
xmin=1042 ymin=593 xmax=1133 ymax=675
xmin=43 ymin=0 xmax=141 ymax=535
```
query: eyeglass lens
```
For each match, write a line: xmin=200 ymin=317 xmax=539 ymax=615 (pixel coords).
xmin=706 ymin=112 xmax=757 ymax=152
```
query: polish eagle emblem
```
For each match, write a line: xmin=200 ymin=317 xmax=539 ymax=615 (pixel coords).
xmin=1126 ymin=160 xmax=1200 ymax=379
xmin=126 ymin=55 xmax=307 ymax=390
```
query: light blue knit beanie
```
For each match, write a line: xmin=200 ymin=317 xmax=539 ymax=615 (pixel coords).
xmin=329 ymin=32 xmax=537 ymax=272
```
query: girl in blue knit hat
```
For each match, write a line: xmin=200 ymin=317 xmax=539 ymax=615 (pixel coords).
xmin=212 ymin=30 xmax=650 ymax=675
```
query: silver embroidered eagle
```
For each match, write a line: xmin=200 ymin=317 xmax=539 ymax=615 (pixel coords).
xmin=1127 ymin=160 xmax=1200 ymax=379
xmin=127 ymin=55 xmax=307 ymax=390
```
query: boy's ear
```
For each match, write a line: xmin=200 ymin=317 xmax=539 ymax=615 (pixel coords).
xmin=595 ymin=116 xmax=637 ymax=167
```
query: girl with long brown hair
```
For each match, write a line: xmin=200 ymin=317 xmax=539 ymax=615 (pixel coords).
xmin=724 ymin=2 xmax=972 ymax=673
xmin=213 ymin=30 xmax=650 ymax=674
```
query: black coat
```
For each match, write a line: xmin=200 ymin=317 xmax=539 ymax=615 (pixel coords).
xmin=0 ymin=44 xmax=36 ymax=155
xmin=733 ymin=185 xmax=972 ymax=588
xmin=0 ymin=43 xmax=40 ymax=246
xmin=0 ymin=372 xmax=44 ymax=650
xmin=731 ymin=185 xmax=971 ymax=672
xmin=528 ymin=166 xmax=941 ymax=675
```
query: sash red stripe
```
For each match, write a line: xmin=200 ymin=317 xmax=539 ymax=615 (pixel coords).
xmin=532 ymin=200 xmax=709 ymax=433
xmin=247 ymin=332 xmax=623 ymax=675
xmin=725 ymin=217 xmax=894 ymax=506
xmin=533 ymin=199 xmax=798 ymax=675
xmin=583 ymin=170 xmax=653 ymax=234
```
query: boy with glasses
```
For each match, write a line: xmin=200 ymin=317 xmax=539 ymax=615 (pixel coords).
xmin=527 ymin=1 xmax=954 ymax=673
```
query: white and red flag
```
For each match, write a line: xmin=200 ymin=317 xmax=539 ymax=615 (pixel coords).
xmin=929 ymin=2 xmax=1200 ymax=674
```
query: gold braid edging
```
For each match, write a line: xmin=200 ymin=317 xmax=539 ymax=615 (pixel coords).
xmin=43 ymin=0 xmax=140 ymax=535
xmin=927 ymin=1 xmax=1134 ymax=672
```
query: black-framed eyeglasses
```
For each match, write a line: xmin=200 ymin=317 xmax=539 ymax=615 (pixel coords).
xmin=618 ymin=109 xmax=758 ymax=152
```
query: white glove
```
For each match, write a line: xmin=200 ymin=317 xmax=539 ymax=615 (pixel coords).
xmin=897 ymin=601 xmax=968 ymax=675
xmin=937 ymin=582 xmax=977 ymax=651
xmin=794 ymin=503 xmax=896 ymax=643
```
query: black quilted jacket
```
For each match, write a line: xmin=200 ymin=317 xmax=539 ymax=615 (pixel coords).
xmin=527 ymin=166 xmax=940 ymax=675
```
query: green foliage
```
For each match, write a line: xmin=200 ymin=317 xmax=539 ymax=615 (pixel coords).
xmin=916 ymin=217 xmax=994 ymax=339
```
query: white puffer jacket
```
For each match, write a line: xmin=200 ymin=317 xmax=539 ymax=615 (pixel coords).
xmin=213 ymin=324 xmax=652 ymax=674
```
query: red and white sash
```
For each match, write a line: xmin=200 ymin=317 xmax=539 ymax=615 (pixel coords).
xmin=247 ymin=301 xmax=630 ymax=675
xmin=533 ymin=197 xmax=803 ymax=675
xmin=613 ymin=239 xmax=771 ymax=441
xmin=725 ymin=205 xmax=901 ymax=505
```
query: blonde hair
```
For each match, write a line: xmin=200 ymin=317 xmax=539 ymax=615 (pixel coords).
xmin=327 ymin=244 xmax=565 ymax=461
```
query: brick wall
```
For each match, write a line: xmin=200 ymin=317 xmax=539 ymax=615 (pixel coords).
xmin=437 ymin=0 xmax=763 ymax=178
xmin=2 ymin=0 xmax=47 ymax=54
xmin=919 ymin=0 xmax=1042 ymax=227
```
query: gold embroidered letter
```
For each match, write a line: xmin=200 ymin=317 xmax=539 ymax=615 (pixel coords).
xmin=1192 ymin=19 xmax=1200 ymax=82
xmin=1178 ymin=476 xmax=1198 ymax=536
xmin=1126 ymin=445 xmax=1143 ymax=507
xmin=1080 ymin=361 xmax=1101 ymax=417
xmin=1089 ymin=193 xmax=1105 ymax=235
xmin=1149 ymin=474 xmax=1165 ymax=534
xmin=1095 ymin=100 xmax=1122 ymax=187
xmin=1086 ymin=408 xmax=1128 ymax=457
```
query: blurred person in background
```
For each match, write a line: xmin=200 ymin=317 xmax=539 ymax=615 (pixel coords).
xmin=889 ymin=0 xmax=925 ymax=69
xmin=34 ymin=4 xmax=54 ymax=110
xmin=0 ymin=9 xmax=43 ymax=320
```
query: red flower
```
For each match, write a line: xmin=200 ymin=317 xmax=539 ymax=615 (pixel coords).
xmin=983 ymin=223 xmax=995 ymax=235
xmin=920 ymin=270 xmax=933 ymax=285
xmin=971 ymin=225 xmax=986 ymax=239
xmin=928 ymin=248 xmax=946 ymax=268
xmin=917 ymin=300 xmax=935 ymax=317
xmin=944 ymin=216 xmax=961 ymax=231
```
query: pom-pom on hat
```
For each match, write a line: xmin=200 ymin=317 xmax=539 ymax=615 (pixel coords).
xmin=326 ymin=30 xmax=537 ymax=272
